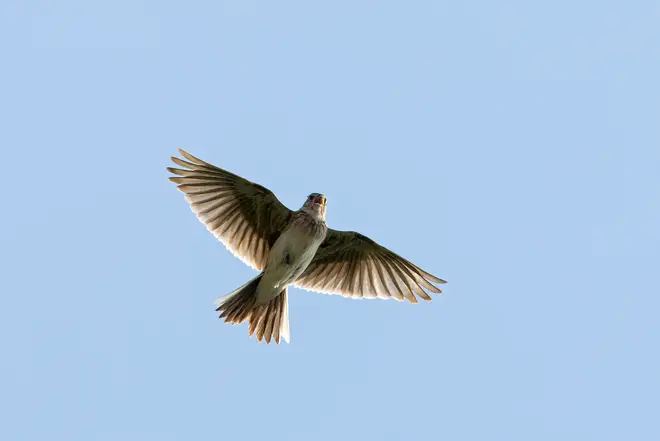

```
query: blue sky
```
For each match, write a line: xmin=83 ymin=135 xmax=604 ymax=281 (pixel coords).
xmin=1 ymin=1 xmax=658 ymax=440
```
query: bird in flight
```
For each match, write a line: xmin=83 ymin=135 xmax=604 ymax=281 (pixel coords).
xmin=168 ymin=149 xmax=446 ymax=344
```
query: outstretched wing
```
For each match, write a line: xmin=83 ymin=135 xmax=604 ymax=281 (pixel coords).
xmin=168 ymin=149 xmax=292 ymax=270
xmin=294 ymin=229 xmax=446 ymax=303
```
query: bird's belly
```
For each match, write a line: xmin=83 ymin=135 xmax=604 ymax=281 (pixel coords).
xmin=255 ymin=227 xmax=322 ymax=304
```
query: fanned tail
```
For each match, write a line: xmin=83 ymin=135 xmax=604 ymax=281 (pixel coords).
xmin=214 ymin=275 xmax=290 ymax=344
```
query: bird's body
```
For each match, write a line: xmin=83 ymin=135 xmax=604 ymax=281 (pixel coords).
xmin=168 ymin=149 xmax=446 ymax=344
xmin=257 ymin=210 xmax=327 ymax=305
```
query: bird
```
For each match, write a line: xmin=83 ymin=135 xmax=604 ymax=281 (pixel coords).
xmin=167 ymin=149 xmax=446 ymax=344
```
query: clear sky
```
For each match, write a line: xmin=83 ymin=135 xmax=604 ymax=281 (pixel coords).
xmin=1 ymin=1 xmax=658 ymax=440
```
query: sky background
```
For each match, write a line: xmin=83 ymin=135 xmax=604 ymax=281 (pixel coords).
xmin=1 ymin=1 xmax=659 ymax=440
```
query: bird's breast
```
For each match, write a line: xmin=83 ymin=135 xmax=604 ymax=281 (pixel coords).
xmin=255 ymin=214 xmax=327 ymax=304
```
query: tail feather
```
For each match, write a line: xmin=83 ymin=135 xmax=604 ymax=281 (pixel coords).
xmin=263 ymin=298 xmax=279 ymax=344
xmin=214 ymin=275 xmax=290 ymax=344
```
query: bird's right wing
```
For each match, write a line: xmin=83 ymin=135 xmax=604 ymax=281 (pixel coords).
xmin=168 ymin=149 xmax=293 ymax=270
xmin=294 ymin=229 xmax=446 ymax=303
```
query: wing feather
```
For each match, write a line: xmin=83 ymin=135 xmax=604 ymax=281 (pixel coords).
xmin=294 ymin=229 xmax=446 ymax=302
xmin=168 ymin=149 xmax=292 ymax=270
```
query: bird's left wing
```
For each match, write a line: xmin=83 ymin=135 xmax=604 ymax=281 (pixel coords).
xmin=294 ymin=229 xmax=446 ymax=303
xmin=168 ymin=149 xmax=293 ymax=270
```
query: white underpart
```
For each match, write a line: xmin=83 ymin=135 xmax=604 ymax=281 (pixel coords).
xmin=256 ymin=212 xmax=325 ymax=305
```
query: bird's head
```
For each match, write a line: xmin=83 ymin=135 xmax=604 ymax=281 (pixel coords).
xmin=302 ymin=193 xmax=327 ymax=220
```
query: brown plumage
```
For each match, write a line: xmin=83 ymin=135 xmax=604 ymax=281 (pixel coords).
xmin=168 ymin=149 xmax=446 ymax=344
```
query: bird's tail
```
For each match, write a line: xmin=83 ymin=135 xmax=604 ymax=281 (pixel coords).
xmin=214 ymin=275 xmax=290 ymax=344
